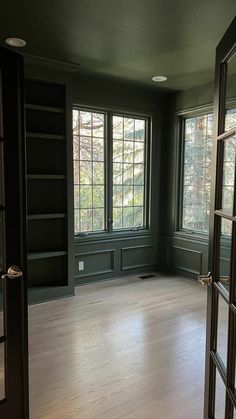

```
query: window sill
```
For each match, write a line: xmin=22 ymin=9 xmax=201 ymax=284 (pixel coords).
xmin=74 ymin=229 xmax=153 ymax=244
xmin=173 ymin=229 xmax=209 ymax=243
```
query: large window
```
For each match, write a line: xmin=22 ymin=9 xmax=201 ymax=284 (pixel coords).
xmin=73 ymin=110 xmax=106 ymax=233
xmin=181 ymin=109 xmax=236 ymax=234
xmin=182 ymin=113 xmax=213 ymax=233
xmin=73 ymin=108 xmax=149 ymax=234
xmin=112 ymin=116 xmax=146 ymax=230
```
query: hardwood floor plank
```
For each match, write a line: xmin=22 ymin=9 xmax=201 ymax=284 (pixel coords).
xmin=29 ymin=274 xmax=207 ymax=418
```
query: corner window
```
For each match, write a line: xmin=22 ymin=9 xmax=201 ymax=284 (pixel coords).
xmin=181 ymin=109 xmax=236 ymax=234
xmin=181 ymin=113 xmax=213 ymax=233
xmin=73 ymin=108 xmax=149 ymax=235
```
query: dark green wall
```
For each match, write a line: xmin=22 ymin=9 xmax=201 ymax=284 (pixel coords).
xmin=72 ymin=73 xmax=168 ymax=284
xmin=160 ymin=74 xmax=236 ymax=280
xmin=24 ymin=62 xmax=171 ymax=292
xmin=26 ymin=59 xmax=235 ymax=295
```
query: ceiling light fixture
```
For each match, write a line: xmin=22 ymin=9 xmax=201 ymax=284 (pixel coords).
xmin=152 ymin=76 xmax=167 ymax=82
xmin=5 ymin=38 xmax=27 ymax=47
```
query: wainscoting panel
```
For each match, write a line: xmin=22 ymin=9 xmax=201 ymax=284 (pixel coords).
xmin=167 ymin=245 xmax=203 ymax=276
xmin=121 ymin=245 xmax=156 ymax=271
xmin=75 ymin=249 xmax=115 ymax=279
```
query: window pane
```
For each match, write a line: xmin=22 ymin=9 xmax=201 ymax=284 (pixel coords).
xmin=112 ymin=116 xmax=147 ymax=230
xmin=73 ymin=109 xmax=105 ymax=233
xmin=92 ymin=113 xmax=104 ymax=138
xmin=79 ymin=161 xmax=92 ymax=185
xmin=123 ymin=207 xmax=134 ymax=228
xmin=124 ymin=141 xmax=134 ymax=162
xmin=215 ymin=369 xmax=226 ymax=419
xmin=123 ymin=186 xmax=133 ymax=207
xmin=134 ymin=142 xmax=145 ymax=163
xmin=113 ymin=163 xmax=123 ymax=185
xmin=80 ymin=136 xmax=92 ymax=160
xmin=113 ymin=208 xmax=122 ymax=229
xmin=80 ymin=209 xmax=92 ymax=232
xmin=113 ymin=140 xmax=123 ymax=162
xmin=134 ymin=164 xmax=144 ymax=185
xmin=113 ymin=116 xmax=123 ymax=139
xmin=0 ymin=343 xmax=5 ymax=400
xmin=124 ymin=118 xmax=134 ymax=140
xmin=216 ymin=294 xmax=229 ymax=367
xmin=134 ymin=206 xmax=143 ymax=227
xmin=113 ymin=186 xmax=123 ymax=207
xmin=221 ymin=135 xmax=236 ymax=214
xmin=74 ymin=185 xmax=80 ymax=208
xmin=123 ymin=164 xmax=133 ymax=185
xmin=182 ymin=114 xmax=213 ymax=232
xmin=93 ymin=162 xmax=104 ymax=185
xmin=93 ymin=138 xmax=104 ymax=161
xmin=74 ymin=209 xmax=80 ymax=232
xmin=93 ymin=186 xmax=104 ymax=208
xmin=218 ymin=218 xmax=232 ymax=295
xmin=226 ymin=109 xmax=236 ymax=131
xmin=135 ymin=119 xmax=145 ymax=141
xmin=92 ymin=208 xmax=104 ymax=231
xmin=80 ymin=111 xmax=92 ymax=136
xmin=80 ymin=186 xmax=92 ymax=208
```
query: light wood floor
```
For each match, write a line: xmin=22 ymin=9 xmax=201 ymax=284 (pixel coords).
xmin=29 ymin=274 xmax=207 ymax=419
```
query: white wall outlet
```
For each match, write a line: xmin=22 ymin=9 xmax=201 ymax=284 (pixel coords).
xmin=78 ymin=261 xmax=84 ymax=271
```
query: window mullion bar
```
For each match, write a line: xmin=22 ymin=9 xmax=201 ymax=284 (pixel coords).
xmin=107 ymin=111 xmax=113 ymax=233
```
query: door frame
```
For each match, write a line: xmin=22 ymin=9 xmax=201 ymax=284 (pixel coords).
xmin=0 ymin=47 xmax=29 ymax=418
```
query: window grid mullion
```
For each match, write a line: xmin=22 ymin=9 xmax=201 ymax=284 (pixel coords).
xmin=91 ymin=112 xmax=94 ymax=231
xmin=74 ymin=108 xmax=148 ymax=234
xmin=107 ymin=111 xmax=113 ymax=233
xmin=122 ymin=118 xmax=124 ymax=229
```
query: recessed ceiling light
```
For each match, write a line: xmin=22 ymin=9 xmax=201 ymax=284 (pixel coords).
xmin=152 ymin=76 xmax=167 ymax=82
xmin=5 ymin=38 xmax=27 ymax=47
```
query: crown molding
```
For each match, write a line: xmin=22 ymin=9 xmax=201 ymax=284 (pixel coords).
xmin=22 ymin=53 xmax=80 ymax=72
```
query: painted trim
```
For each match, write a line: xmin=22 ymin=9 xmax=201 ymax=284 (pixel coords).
xmin=23 ymin=53 xmax=80 ymax=72
xmin=121 ymin=244 xmax=156 ymax=271
xmin=167 ymin=245 xmax=203 ymax=275
xmin=75 ymin=230 xmax=154 ymax=244
xmin=177 ymin=104 xmax=213 ymax=117
xmin=75 ymin=249 xmax=115 ymax=279
xmin=75 ymin=268 xmax=114 ymax=279
xmin=75 ymin=248 xmax=115 ymax=257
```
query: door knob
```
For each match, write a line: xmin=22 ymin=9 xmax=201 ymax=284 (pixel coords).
xmin=1 ymin=265 xmax=23 ymax=280
xmin=198 ymin=272 xmax=212 ymax=286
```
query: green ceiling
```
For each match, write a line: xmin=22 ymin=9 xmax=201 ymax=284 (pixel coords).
xmin=1 ymin=0 xmax=235 ymax=90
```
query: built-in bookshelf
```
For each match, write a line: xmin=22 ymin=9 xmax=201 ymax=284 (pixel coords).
xmin=25 ymin=78 xmax=73 ymax=301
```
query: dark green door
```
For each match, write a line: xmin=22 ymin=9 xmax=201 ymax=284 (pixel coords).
xmin=204 ymin=16 xmax=236 ymax=419
xmin=0 ymin=47 xmax=29 ymax=418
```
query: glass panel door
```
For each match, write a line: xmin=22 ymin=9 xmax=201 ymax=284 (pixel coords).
xmin=204 ymin=17 xmax=236 ymax=419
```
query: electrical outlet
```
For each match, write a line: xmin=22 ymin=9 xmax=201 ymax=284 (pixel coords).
xmin=78 ymin=261 xmax=84 ymax=271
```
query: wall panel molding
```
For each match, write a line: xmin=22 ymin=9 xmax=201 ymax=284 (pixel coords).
xmin=121 ymin=244 xmax=156 ymax=271
xmin=75 ymin=249 xmax=115 ymax=279
xmin=167 ymin=245 xmax=203 ymax=276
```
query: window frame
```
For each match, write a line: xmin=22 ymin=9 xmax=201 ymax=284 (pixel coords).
xmin=177 ymin=105 xmax=213 ymax=237
xmin=73 ymin=104 xmax=152 ymax=240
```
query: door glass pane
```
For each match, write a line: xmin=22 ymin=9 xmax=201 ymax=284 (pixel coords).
xmin=0 ymin=343 xmax=5 ymax=400
xmin=215 ymin=369 xmax=226 ymax=418
xmin=0 ymin=212 xmax=4 ymax=274
xmin=221 ymin=136 xmax=236 ymax=215
xmin=0 ymin=278 xmax=3 ymax=337
xmin=218 ymin=218 xmax=232 ymax=294
xmin=225 ymin=52 xmax=236 ymax=130
xmin=216 ymin=293 xmax=229 ymax=367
